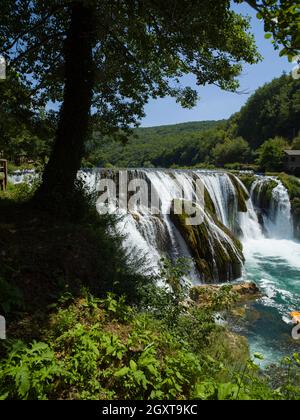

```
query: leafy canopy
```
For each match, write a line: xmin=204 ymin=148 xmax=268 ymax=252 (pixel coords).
xmin=1 ymin=0 xmax=260 ymax=139
xmin=236 ymin=0 xmax=300 ymax=61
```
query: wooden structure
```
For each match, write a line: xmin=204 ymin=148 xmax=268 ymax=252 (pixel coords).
xmin=284 ymin=150 xmax=300 ymax=174
xmin=0 ymin=159 xmax=8 ymax=191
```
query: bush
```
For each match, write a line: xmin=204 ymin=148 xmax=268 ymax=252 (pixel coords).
xmin=213 ymin=137 xmax=251 ymax=167
xmin=256 ymin=137 xmax=288 ymax=172
xmin=0 ymin=292 xmax=299 ymax=400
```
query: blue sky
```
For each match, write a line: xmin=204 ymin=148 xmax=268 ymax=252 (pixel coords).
xmin=140 ymin=2 xmax=292 ymax=128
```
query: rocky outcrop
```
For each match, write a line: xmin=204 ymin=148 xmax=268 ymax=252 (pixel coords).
xmin=291 ymin=198 xmax=300 ymax=239
xmin=277 ymin=173 xmax=300 ymax=240
xmin=170 ymin=198 xmax=245 ymax=283
xmin=251 ymin=178 xmax=278 ymax=213
xmin=190 ymin=282 xmax=260 ymax=306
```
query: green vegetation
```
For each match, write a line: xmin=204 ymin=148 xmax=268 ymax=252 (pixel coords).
xmin=1 ymin=284 xmax=300 ymax=400
xmin=256 ymin=137 xmax=288 ymax=172
xmin=212 ymin=137 xmax=251 ymax=167
xmin=86 ymin=121 xmax=222 ymax=168
xmin=170 ymin=199 xmax=244 ymax=282
xmin=0 ymin=72 xmax=55 ymax=164
xmin=1 ymin=0 xmax=300 ymax=402
xmin=237 ymin=1 xmax=300 ymax=62
xmin=276 ymin=173 xmax=300 ymax=239
xmin=82 ymin=74 xmax=300 ymax=173
xmin=234 ymin=74 xmax=300 ymax=149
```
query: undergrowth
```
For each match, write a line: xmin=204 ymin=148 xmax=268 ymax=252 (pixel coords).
xmin=1 ymin=183 xmax=300 ymax=400
xmin=0 ymin=291 xmax=300 ymax=400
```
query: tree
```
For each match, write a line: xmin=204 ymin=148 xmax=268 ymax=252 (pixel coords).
xmin=0 ymin=71 xmax=55 ymax=162
xmin=256 ymin=137 xmax=288 ymax=172
xmin=292 ymin=131 xmax=300 ymax=150
xmin=233 ymin=74 xmax=300 ymax=148
xmin=213 ymin=137 xmax=251 ymax=166
xmin=2 ymin=1 xmax=298 ymax=207
xmin=1 ymin=0 xmax=260 ymax=206
xmin=236 ymin=0 xmax=300 ymax=62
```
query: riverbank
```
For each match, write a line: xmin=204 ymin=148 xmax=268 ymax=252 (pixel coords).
xmin=1 ymin=184 xmax=300 ymax=399
xmin=1 ymin=171 xmax=300 ymax=399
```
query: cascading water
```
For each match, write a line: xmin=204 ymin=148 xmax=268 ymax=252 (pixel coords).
xmin=95 ymin=169 xmax=246 ymax=283
xmin=251 ymin=176 xmax=293 ymax=240
xmin=9 ymin=168 xmax=300 ymax=364
xmin=267 ymin=182 xmax=293 ymax=239
xmin=239 ymin=175 xmax=300 ymax=364
xmin=8 ymin=169 xmax=36 ymax=185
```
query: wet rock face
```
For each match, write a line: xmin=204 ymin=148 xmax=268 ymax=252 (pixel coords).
xmin=251 ymin=178 xmax=278 ymax=215
xmin=170 ymin=199 xmax=245 ymax=283
xmin=291 ymin=198 xmax=300 ymax=240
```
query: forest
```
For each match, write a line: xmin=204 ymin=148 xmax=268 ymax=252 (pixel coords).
xmin=84 ymin=74 xmax=300 ymax=171
xmin=2 ymin=74 xmax=300 ymax=173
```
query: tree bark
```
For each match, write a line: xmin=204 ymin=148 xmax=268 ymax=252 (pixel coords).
xmin=35 ymin=1 xmax=94 ymax=205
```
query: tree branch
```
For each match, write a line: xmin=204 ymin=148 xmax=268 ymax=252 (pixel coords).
xmin=2 ymin=4 xmax=67 ymax=54
xmin=243 ymin=0 xmax=262 ymax=13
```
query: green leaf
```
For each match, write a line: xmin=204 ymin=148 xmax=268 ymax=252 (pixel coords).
xmin=253 ymin=353 xmax=264 ymax=361
xmin=130 ymin=360 xmax=137 ymax=371
xmin=15 ymin=366 xmax=30 ymax=398
xmin=0 ymin=393 xmax=9 ymax=400
xmin=114 ymin=367 xmax=129 ymax=377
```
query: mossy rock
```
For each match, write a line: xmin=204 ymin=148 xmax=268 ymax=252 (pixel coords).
xmin=171 ymin=199 xmax=244 ymax=283
xmin=236 ymin=174 xmax=256 ymax=193
xmin=252 ymin=178 xmax=278 ymax=212
xmin=204 ymin=187 xmax=217 ymax=218
xmin=276 ymin=173 xmax=300 ymax=239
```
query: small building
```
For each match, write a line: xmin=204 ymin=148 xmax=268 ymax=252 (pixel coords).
xmin=284 ymin=150 xmax=300 ymax=174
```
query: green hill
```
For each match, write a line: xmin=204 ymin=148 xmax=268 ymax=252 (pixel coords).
xmin=86 ymin=120 xmax=224 ymax=168
xmin=85 ymin=75 xmax=300 ymax=170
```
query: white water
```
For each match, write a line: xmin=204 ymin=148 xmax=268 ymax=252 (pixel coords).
xmin=251 ymin=176 xmax=293 ymax=239
xmin=266 ymin=182 xmax=293 ymax=239
xmin=9 ymin=168 xmax=300 ymax=363
xmin=8 ymin=169 xmax=36 ymax=185
xmin=238 ymin=176 xmax=300 ymax=364
xmin=95 ymin=169 xmax=246 ymax=282
xmin=97 ymin=169 xmax=300 ymax=363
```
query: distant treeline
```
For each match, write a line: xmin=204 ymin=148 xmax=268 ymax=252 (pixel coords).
xmin=84 ymin=73 xmax=300 ymax=172
xmin=1 ymin=73 xmax=300 ymax=172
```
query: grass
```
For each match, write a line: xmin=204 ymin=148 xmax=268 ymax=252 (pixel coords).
xmin=0 ymin=183 xmax=150 ymax=317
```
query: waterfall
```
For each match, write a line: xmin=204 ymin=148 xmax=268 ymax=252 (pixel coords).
xmin=8 ymin=168 xmax=294 ymax=284
xmin=94 ymin=169 xmax=250 ymax=282
xmin=267 ymin=182 xmax=293 ymax=239
xmin=8 ymin=169 xmax=36 ymax=185
xmin=251 ymin=176 xmax=293 ymax=240
xmin=200 ymin=172 xmax=236 ymax=228
xmin=239 ymin=195 xmax=263 ymax=241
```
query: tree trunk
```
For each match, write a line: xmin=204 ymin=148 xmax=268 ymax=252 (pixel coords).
xmin=35 ymin=1 xmax=94 ymax=206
